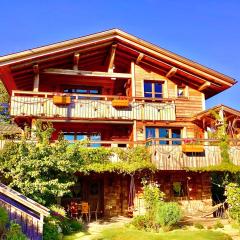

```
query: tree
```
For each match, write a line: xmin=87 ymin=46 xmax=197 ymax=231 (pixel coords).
xmin=0 ymin=122 xmax=78 ymax=205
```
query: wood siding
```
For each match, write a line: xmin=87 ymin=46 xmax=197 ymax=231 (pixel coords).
xmin=11 ymin=96 xmax=176 ymax=121
xmin=150 ymin=144 xmax=240 ymax=170
xmin=134 ymin=65 xmax=204 ymax=118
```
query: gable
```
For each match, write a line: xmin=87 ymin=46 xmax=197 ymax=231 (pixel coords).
xmin=0 ymin=29 xmax=236 ymax=98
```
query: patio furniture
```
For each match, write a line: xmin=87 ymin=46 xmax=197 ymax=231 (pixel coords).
xmin=81 ymin=202 xmax=90 ymax=222
xmin=69 ymin=202 xmax=78 ymax=218
xmin=90 ymin=200 xmax=99 ymax=221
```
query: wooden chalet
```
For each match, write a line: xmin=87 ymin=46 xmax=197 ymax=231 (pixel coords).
xmin=0 ymin=29 xmax=239 ymax=216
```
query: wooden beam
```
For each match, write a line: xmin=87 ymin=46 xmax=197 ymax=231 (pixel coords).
xmin=0 ymin=66 xmax=17 ymax=94
xmin=166 ymin=67 xmax=177 ymax=78
xmin=33 ymin=64 xmax=39 ymax=92
xmin=131 ymin=61 xmax=136 ymax=97
xmin=136 ymin=53 xmax=144 ymax=64
xmin=198 ymin=81 xmax=211 ymax=91
xmin=43 ymin=68 xmax=132 ymax=79
xmin=107 ymin=44 xmax=117 ymax=73
xmin=73 ymin=53 xmax=80 ymax=70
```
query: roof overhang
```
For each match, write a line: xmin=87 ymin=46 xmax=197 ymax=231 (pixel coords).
xmin=0 ymin=28 xmax=237 ymax=98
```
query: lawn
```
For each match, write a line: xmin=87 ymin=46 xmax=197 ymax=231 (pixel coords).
xmin=93 ymin=227 xmax=232 ymax=240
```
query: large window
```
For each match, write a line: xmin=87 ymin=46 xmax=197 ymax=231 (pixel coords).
xmin=64 ymin=132 xmax=101 ymax=147
xmin=146 ymin=127 xmax=181 ymax=145
xmin=144 ymin=81 xmax=163 ymax=99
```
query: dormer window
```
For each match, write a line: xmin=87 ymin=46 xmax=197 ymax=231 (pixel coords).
xmin=144 ymin=81 xmax=163 ymax=99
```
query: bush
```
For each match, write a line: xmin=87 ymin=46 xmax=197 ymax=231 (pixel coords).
xmin=213 ymin=220 xmax=224 ymax=229
xmin=5 ymin=222 xmax=27 ymax=240
xmin=155 ymin=202 xmax=182 ymax=230
xmin=50 ymin=205 xmax=66 ymax=217
xmin=0 ymin=207 xmax=9 ymax=234
xmin=194 ymin=222 xmax=204 ymax=229
xmin=43 ymin=221 xmax=61 ymax=240
xmin=60 ymin=219 xmax=83 ymax=235
xmin=131 ymin=215 xmax=150 ymax=230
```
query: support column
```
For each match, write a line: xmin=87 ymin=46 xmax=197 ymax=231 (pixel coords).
xmin=33 ymin=64 xmax=39 ymax=92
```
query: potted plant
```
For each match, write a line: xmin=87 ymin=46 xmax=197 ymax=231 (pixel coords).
xmin=182 ymin=139 xmax=204 ymax=153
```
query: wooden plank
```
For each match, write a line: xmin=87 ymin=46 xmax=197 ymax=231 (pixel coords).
xmin=166 ymin=67 xmax=177 ymax=78
xmin=73 ymin=53 xmax=80 ymax=70
xmin=198 ymin=81 xmax=211 ymax=91
xmin=33 ymin=64 xmax=39 ymax=92
xmin=43 ymin=68 xmax=132 ymax=79
xmin=107 ymin=44 xmax=117 ymax=72
xmin=136 ymin=53 xmax=144 ymax=64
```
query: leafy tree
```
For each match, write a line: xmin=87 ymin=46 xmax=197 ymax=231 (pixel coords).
xmin=0 ymin=122 xmax=78 ymax=205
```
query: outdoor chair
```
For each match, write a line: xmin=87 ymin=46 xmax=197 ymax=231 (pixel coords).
xmin=81 ymin=202 xmax=90 ymax=222
xmin=90 ymin=200 xmax=99 ymax=221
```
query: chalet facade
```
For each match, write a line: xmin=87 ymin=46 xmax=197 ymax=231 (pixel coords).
xmin=0 ymin=29 xmax=238 ymax=216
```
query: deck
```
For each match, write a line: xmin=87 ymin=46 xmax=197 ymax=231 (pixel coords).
xmin=10 ymin=91 xmax=176 ymax=121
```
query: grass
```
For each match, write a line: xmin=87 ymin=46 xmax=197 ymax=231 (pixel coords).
xmin=93 ymin=227 xmax=232 ymax=240
xmin=63 ymin=231 xmax=88 ymax=240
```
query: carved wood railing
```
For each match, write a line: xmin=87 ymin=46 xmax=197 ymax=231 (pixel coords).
xmin=10 ymin=90 xmax=176 ymax=121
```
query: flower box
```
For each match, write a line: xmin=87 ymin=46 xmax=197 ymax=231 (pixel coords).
xmin=53 ymin=96 xmax=71 ymax=105
xmin=182 ymin=144 xmax=204 ymax=153
xmin=112 ymin=99 xmax=129 ymax=107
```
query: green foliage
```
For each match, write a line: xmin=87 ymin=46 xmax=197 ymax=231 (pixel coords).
xmin=50 ymin=204 xmax=66 ymax=217
xmin=155 ymin=202 xmax=182 ymax=230
xmin=0 ymin=207 xmax=9 ymax=234
xmin=225 ymin=183 xmax=240 ymax=223
xmin=0 ymin=81 xmax=9 ymax=123
xmin=131 ymin=215 xmax=152 ymax=231
xmin=61 ymin=219 xmax=83 ymax=235
xmin=43 ymin=220 xmax=60 ymax=240
xmin=5 ymin=222 xmax=27 ymax=240
xmin=194 ymin=223 xmax=204 ymax=229
xmin=142 ymin=180 xmax=164 ymax=217
xmin=0 ymin=139 xmax=77 ymax=205
xmin=213 ymin=220 xmax=224 ymax=229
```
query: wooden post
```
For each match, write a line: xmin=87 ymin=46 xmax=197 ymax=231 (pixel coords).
xmin=131 ymin=61 xmax=136 ymax=98
xmin=33 ymin=65 xmax=39 ymax=92
xmin=73 ymin=53 xmax=80 ymax=70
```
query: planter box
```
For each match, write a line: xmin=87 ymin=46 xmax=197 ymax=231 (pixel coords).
xmin=112 ymin=99 xmax=129 ymax=107
xmin=182 ymin=144 xmax=204 ymax=153
xmin=53 ymin=96 xmax=71 ymax=105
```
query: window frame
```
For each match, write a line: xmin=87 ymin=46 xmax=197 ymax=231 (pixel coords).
xmin=144 ymin=80 xmax=164 ymax=99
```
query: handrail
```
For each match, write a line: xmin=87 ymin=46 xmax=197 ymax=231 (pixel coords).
xmin=11 ymin=90 xmax=175 ymax=103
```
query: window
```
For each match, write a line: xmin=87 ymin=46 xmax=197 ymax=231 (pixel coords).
xmin=64 ymin=132 xmax=101 ymax=147
xmin=146 ymin=127 xmax=181 ymax=145
xmin=144 ymin=81 xmax=163 ymax=99
xmin=177 ymin=86 xmax=185 ymax=98
xmin=64 ymin=88 xmax=101 ymax=94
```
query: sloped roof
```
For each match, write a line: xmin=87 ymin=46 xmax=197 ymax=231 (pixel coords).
xmin=193 ymin=104 xmax=240 ymax=121
xmin=0 ymin=28 xmax=236 ymax=98
xmin=0 ymin=124 xmax=22 ymax=135
xmin=0 ymin=183 xmax=49 ymax=217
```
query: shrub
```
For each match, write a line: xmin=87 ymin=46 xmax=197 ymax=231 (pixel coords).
xmin=43 ymin=221 xmax=61 ymax=240
xmin=213 ymin=220 xmax=224 ymax=229
xmin=0 ymin=207 xmax=9 ymax=234
xmin=194 ymin=222 xmax=204 ymax=229
xmin=155 ymin=202 xmax=182 ymax=230
xmin=68 ymin=219 xmax=83 ymax=232
xmin=5 ymin=222 xmax=27 ymax=240
xmin=131 ymin=215 xmax=149 ymax=230
xmin=50 ymin=205 xmax=66 ymax=217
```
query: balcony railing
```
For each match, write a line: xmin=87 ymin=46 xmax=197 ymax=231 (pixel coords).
xmin=1 ymin=137 xmax=240 ymax=170
xmin=148 ymin=138 xmax=240 ymax=170
xmin=10 ymin=91 xmax=176 ymax=121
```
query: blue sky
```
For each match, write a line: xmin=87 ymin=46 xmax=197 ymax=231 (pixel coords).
xmin=0 ymin=0 xmax=239 ymax=109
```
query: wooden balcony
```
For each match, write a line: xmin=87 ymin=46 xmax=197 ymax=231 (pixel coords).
xmin=148 ymin=138 xmax=240 ymax=170
xmin=10 ymin=91 xmax=176 ymax=121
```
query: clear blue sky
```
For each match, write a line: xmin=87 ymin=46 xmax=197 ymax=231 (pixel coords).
xmin=0 ymin=0 xmax=239 ymax=109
